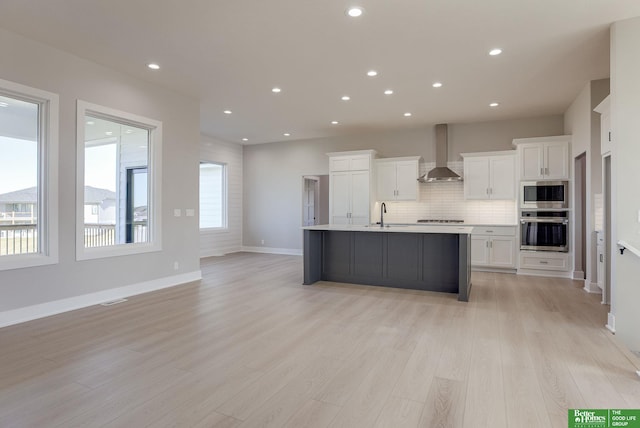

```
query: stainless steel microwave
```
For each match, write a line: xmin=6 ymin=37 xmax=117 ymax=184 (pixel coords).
xmin=520 ymin=181 xmax=568 ymax=209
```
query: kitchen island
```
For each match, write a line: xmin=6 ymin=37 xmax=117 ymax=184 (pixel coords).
xmin=302 ymin=224 xmax=473 ymax=301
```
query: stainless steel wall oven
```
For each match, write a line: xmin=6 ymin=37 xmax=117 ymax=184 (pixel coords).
xmin=520 ymin=211 xmax=569 ymax=252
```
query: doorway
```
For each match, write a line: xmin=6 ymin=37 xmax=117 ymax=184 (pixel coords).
xmin=302 ymin=175 xmax=329 ymax=226
xmin=574 ymin=153 xmax=587 ymax=281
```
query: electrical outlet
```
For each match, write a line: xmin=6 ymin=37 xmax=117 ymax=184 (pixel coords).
xmin=173 ymin=261 xmax=179 ymax=270
xmin=261 ymin=240 xmax=265 ymax=245
xmin=174 ymin=209 xmax=182 ymax=217
xmin=186 ymin=209 xmax=195 ymax=217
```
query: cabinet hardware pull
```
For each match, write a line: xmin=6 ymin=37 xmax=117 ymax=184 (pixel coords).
xmin=540 ymin=167 xmax=544 ymax=176
xmin=486 ymin=188 xmax=489 ymax=194
xmin=539 ymin=260 xmax=549 ymax=264
xmin=600 ymin=254 xmax=604 ymax=262
xmin=486 ymin=230 xmax=493 ymax=233
xmin=609 ymin=131 xmax=611 ymax=142
xmin=545 ymin=167 xmax=549 ymax=175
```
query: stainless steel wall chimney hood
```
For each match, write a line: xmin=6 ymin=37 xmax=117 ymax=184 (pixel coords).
xmin=417 ymin=123 xmax=462 ymax=182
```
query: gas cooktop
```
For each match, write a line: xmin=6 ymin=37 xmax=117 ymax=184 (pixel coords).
xmin=417 ymin=219 xmax=465 ymax=224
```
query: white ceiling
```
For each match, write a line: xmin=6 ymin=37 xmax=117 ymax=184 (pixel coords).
xmin=2 ymin=0 xmax=640 ymax=145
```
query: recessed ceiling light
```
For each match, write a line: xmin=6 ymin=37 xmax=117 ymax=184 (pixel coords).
xmin=242 ymin=138 xmax=248 ymax=142
xmin=0 ymin=102 xmax=8 ymax=108
xmin=346 ymin=6 xmax=363 ymax=17
xmin=341 ymin=96 xmax=350 ymax=101
xmin=489 ymin=102 xmax=499 ymax=107
xmin=384 ymin=89 xmax=393 ymax=95
xmin=272 ymin=87 xmax=281 ymax=93
xmin=105 ymin=131 xmax=113 ymax=136
xmin=86 ymin=120 xmax=95 ymax=125
xmin=223 ymin=110 xmax=232 ymax=114
xmin=489 ymin=48 xmax=502 ymax=56
xmin=432 ymin=82 xmax=443 ymax=88
xmin=367 ymin=70 xmax=378 ymax=77
xmin=284 ymin=133 xmax=291 ymax=137
xmin=404 ymin=112 xmax=412 ymax=117
xmin=147 ymin=63 xmax=160 ymax=70
xmin=331 ymin=121 xmax=339 ymax=125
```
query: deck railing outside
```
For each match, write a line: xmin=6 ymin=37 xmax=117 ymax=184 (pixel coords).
xmin=0 ymin=222 xmax=148 ymax=255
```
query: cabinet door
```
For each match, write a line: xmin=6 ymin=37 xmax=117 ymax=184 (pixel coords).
xmin=463 ymin=157 xmax=490 ymax=199
xmin=601 ymin=111 xmax=611 ymax=155
xmin=597 ymin=244 xmax=605 ymax=289
xmin=489 ymin=155 xmax=515 ymax=199
xmin=471 ymin=236 xmax=490 ymax=266
xmin=520 ymin=144 xmax=544 ymax=180
xmin=376 ymin=162 xmax=397 ymax=201
xmin=544 ymin=142 xmax=569 ymax=179
xmin=394 ymin=160 xmax=418 ymax=201
xmin=350 ymin=171 xmax=370 ymax=225
xmin=330 ymin=157 xmax=351 ymax=172
xmin=350 ymin=155 xmax=370 ymax=171
xmin=488 ymin=237 xmax=516 ymax=268
xmin=330 ymin=172 xmax=350 ymax=224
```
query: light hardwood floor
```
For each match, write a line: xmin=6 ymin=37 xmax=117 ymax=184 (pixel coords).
xmin=1 ymin=252 xmax=639 ymax=427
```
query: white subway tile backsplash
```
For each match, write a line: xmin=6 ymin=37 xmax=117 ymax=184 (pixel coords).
xmin=378 ymin=161 xmax=517 ymax=225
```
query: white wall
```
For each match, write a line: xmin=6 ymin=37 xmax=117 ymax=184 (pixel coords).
xmin=0 ymin=28 xmax=201 ymax=315
xmin=610 ymin=17 xmax=640 ymax=351
xmin=200 ymin=134 xmax=243 ymax=257
xmin=243 ymin=116 xmax=564 ymax=251
xmin=563 ymin=79 xmax=609 ymax=286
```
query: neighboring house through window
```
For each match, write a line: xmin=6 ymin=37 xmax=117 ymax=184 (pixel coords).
xmin=76 ymin=101 xmax=162 ymax=260
xmin=0 ymin=78 xmax=58 ymax=270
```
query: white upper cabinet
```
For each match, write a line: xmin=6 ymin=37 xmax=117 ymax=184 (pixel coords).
xmin=594 ymin=95 xmax=611 ymax=155
xmin=461 ymin=151 xmax=516 ymax=200
xmin=513 ymin=136 xmax=571 ymax=181
xmin=375 ymin=157 xmax=420 ymax=201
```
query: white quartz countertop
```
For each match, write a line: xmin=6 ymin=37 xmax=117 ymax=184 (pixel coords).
xmin=302 ymin=224 xmax=473 ymax=234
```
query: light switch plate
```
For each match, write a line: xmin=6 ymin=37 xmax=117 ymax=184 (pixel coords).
xmin=174 ymin=209 xmax=182 ymax=217
xmin=186 ymin=209 xmax=195 ymax=217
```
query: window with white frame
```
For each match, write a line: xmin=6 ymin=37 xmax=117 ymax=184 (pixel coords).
xmin=0 ymin=78 xmax=58 ymax=271
xmin=76 ymin=101 xmax=162 ymax=260
xmin=199 ymin=162 xmax=227 ymax=229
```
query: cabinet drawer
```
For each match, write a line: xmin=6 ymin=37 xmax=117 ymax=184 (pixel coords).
xmin=471 ymin=226 xmax=516 ymax=236
xmin=519 ymin=252 xmax=569 ymax=271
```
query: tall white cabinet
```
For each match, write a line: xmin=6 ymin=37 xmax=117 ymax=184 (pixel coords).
xmin=461 ymin=151 xmax=516 ymax=200
xmin=327 ymin=150 xmax=376 ymax=225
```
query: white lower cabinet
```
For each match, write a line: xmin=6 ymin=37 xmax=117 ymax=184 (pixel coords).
xmin=471 ymin=226 xmax=516 ymax=270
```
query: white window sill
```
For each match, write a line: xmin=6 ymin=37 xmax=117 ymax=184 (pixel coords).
xmin=76 ymin=242 xmax=161 ymax=261
xmin=0 ymin=253 xmax=58 ymax=272
xmin=200 ymin=227 xmax=230 ymax=234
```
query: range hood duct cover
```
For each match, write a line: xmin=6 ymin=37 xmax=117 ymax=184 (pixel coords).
xmin=417 ymin=123 xmax=462 ymax=182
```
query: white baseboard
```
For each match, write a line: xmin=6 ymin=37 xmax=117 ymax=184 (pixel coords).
xmin=0 ymin=270 xmax=202 ymax=329
xmin=606 ymin=312 xmax=616 ymax=333
xmin=572 ymin=270 xmax=585 ymax=280
xmin=241 ymin=246 xmax=303 ymax=256
xmin=516 ymin=269 xmax=573 ymax=279
xmin=583 ymin=281 xmax=602 ymax=294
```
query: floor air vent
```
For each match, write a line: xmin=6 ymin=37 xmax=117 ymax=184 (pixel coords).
xmin=100 ymin=298 xmax=128 ymax=306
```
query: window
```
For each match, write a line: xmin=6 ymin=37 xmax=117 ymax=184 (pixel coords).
xmin=77 ymin=101 xmax=161 ymax=259
xmin=199 ymin=162 xmax=227 ymax=229
xmin=0 ymin=78 xmax=58 ymax=270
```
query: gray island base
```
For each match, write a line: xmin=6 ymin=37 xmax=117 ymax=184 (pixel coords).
xmin=302 ymin=224 xmax=473 ymax=302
